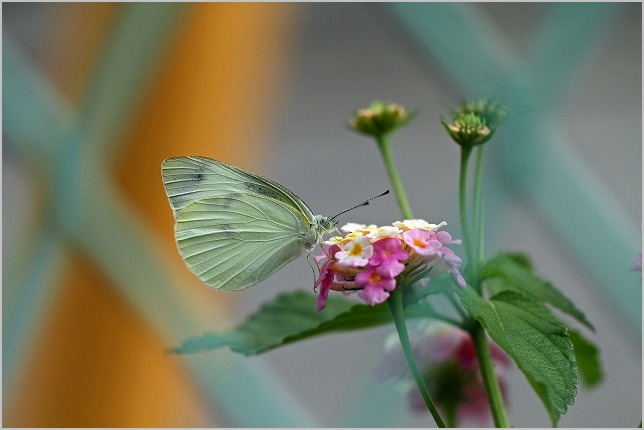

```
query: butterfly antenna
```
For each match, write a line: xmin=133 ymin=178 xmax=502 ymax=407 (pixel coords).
xmin=331 ymin=190 xmax=390 ymax=221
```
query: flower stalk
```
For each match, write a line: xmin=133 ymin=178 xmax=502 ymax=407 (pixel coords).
xmin=471 ymin=323 xmax=510 ymax=427
xmin=376 ymin=134 xmax=414 ymax=219
xmin=459 ymin=145 xmax=475 ymax=277
xmin=351 ymin=101 xmax=415 ymax=220
xmin=446 ymin=98 xmax=512 ymax=427
xmin=473 ymin=145 xmax=486 ymax=266
xmin=462 ymin=151 xmax=513 ymax=426
xmin=387 ymin=288 xmax=446 ymax=428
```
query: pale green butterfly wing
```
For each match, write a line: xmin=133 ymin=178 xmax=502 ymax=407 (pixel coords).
xmin=161 ymin=156 xmax=315 ymax=220
xmin=175 ymin=193 xmax=318 ymax=291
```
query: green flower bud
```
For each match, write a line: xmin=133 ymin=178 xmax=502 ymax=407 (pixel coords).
xmin=351 ymin=101 xmax=414 ymax=137
xmin=442 ymin=98 xmax=507 ymax=148
xmin=455 ymin=98 xmax=507 ymax=129
xmin=441 ymin=112 xmax=492 ymax=148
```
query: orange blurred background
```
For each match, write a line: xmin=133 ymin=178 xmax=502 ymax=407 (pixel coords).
xmin=4 ymin=3 xmax=300 ymax=426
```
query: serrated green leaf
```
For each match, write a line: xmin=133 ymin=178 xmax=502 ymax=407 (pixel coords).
xmin=457 ymin=287 xmax=578 ymax=426
xmin=568 ymin=329 xmax=603 ymax=388
xmin=173 ymin=291 xmax=356 ymax=355
xmin=172 ymin=290 xmax=439 ymax=357
xmin=481 ymin=252 xmax=594 ymax=331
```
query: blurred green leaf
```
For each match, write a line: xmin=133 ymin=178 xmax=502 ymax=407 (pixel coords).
xmin=457 ymin=287 xmax=578 ymax=426
xmin=568 ymin=328 xmax=603 ymax=388
xmin=480 ymin=252 xmax=594 ymax=331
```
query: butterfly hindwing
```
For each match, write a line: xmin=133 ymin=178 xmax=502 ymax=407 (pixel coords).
xmin=174 ymin=193 xmax=311 ymax=291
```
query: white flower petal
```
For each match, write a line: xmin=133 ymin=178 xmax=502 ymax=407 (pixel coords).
xmin=341 ymin=223 xmax=366 ymax=233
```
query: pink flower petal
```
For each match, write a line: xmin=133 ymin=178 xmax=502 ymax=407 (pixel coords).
xmin=357 ymin=285 xmax=391 ymax=305
xmin=403 ymin=229 xmax=442 ymax=257
xmin=369 ymin=237 xmax=409 ymax=277
xmin=355 ymin=270 xmax=397 ymax=306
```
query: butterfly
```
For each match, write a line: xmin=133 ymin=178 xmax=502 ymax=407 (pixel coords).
xmin=161 ymin=156 xmax=338 ymax=291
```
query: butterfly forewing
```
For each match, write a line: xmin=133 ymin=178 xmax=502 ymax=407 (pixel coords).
xmin=162 ymin=156 xmax=315 ymax=222
xmin=174 ymin=193 xmax=311 ymax=291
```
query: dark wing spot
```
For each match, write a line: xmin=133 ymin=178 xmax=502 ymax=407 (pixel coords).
xmin=186 ymin=164 xmax=207 ymax=184
xmin=242 ymin=181 xmax=282 ymax=200
xmin=207 ymin=197 xmax=234 ymax=209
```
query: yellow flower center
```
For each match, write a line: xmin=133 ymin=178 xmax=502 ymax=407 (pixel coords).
xmin=349 ymin=243 xmax=363 ymax=257
xmin=413 ymin=238 xmax=427 ymax=248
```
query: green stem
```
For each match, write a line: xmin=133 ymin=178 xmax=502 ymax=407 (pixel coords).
xmin=472 ymin=145 xmax=486 ymax=266
xmin=459 ymin=146 xmax=475 ymax=272
xmin=469 ymin=144 xmax=507 ymax=426
xmin=447 ymin=292 xmax=469 ymax=321
xmin=376 ymin=134 xmax=414 ymax=219
xmin=387 ymin=288 xmax=446 ymax=428
xmin=471 ymin=322 xmax=510 ymax=427
xmin=444 ymin=404 xmax=458 ymax=428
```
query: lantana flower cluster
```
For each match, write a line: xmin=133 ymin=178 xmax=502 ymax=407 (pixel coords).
xmin=314 ymin=219 xmax=466 ymax=312
xmin=376 ymin=322 xmax=511 ymax=426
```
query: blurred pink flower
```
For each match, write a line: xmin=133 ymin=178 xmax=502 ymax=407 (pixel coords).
xmin=376 ymin=323 xmax=511 ymax=426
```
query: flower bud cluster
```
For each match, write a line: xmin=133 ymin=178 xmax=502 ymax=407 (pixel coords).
xmin=350 ymin=101 xmax=413 ymax=137
xmin=455 ymin=98 xmax=507 ymax=129
xmin=442 ymin=112 xmax=492 ymax=148
xmin=314 ymin=220 xmax=465 ymax=311
xmin=441 ymin=98 xmax=507 ymax=148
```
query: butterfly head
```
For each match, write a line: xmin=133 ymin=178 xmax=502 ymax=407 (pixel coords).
xmin=301 ymin=215 xmax=337 ymax=250
xmin=314 ymin=215 xmax=338 ymax=234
